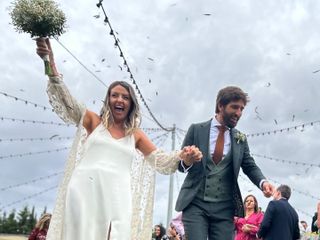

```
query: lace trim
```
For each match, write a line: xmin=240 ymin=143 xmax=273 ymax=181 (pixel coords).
xmin=47 ymin=76 xmax=85 ymax=125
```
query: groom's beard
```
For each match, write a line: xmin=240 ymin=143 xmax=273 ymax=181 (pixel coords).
xmin=222 ymin=109 xmax=240 ymax=128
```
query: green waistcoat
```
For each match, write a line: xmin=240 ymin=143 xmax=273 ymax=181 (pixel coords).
xmin=196 ymin=150 xmax=234 ymax=202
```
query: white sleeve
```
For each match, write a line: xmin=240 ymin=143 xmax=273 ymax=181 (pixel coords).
xmin=144 ymin=148 xmax=181 ymax=175
xmin=46 ymin=75 xmax=86 ymax=126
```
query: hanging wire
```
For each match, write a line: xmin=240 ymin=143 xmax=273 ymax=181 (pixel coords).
xmin=0 ymin=116 xmax=70 ymax=127
xmin=0 ymin=136 xmax=72 ymax=143
xmin=156 ymin=132 xmax=170 ymax=147
xmin=0 ymin=129 xmax=161 ymax=143
xmin=142 ymin=127 xmax=165 ymax=134
xmin=0 ymin=147 xmax=69 ymax=160
xmin=53 ymin=37 xmax=108 ymax=87
xmin=239 ymin=174 xmax=320 ymax=201
xmin=0 ymin=172 xmax=63 ymax=192
xmin=52 ymin=38 xmax=168 ymax=129
xmin=175 ymin=130 xmax=185 ymax=147
xmin=0 ymin=185 xmax=58 ymax=211
xmin=246 ymin=120 xmax=320 ymax=138
xmin=268 ymin=178 xmax=320 ymax=201
xmin=176 ymin=128 xmax=187 ymax=134
xmin=96 ymin=0 xmax=173 ymax=132
xmin=296 ymin=208 xmax=313 ymax=218
xmin=0 ymin=83 xmax=169 ymax=128
xmin=0 ymin=91 xmax=53 ymax=111
xmin=177 ymin=119 xmax=320 ymax=138
xmin=252 ymin=153 xmax=320 ymax=168
xmin=151 ymin=132 xmax=170 ymax=146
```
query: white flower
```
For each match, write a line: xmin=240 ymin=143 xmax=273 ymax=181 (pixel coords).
xmin=235 ymin=132 xmax=246 ymax=144
xmin=10 ymin=0 xmax=67 ymax=38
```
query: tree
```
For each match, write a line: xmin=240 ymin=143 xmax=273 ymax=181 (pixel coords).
xmin=2 ymin=209 xmax=18 ymax=234
xmin=17 ymin=206 xmax=30 ymax=234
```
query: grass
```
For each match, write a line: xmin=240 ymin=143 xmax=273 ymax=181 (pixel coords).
xmin=0 ymin=235 xmax=27 ymax=240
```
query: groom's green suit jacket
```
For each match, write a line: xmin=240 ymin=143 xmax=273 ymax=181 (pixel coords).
xmin=175 ymin=119 xmax=266 ymax=217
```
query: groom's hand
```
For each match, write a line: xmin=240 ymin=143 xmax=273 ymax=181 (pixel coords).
xmin=180 ymin=145 xmax=202 ymax=166
xmin=262 ymin=181 xmax=274 ymax=198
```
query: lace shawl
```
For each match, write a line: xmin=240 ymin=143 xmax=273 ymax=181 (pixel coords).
xmin=45 ymin=76 xmax=180 ymax=240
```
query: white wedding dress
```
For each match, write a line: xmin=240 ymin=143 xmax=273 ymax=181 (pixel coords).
xmin=45 ymin=75 xmax=182 ymax=240
xmin=64 ymin=123 xmax=135 ymax=239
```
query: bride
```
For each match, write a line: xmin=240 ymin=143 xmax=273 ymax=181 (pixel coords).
xmin=35 ymin=38 xmax=202 ymax=240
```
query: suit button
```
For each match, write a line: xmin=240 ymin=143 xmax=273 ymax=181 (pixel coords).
xmin=219 ymin=178 xmax=221 ymax=182
xmin=215 ymin=195 xmax=218 ymax=198
xmin=217 ymin=187 xmax=220 ymax=190
xmin=205 ymin=193 xmax=208 ymax=197
xmin=206 ymin=185 xmax=209 ymax=188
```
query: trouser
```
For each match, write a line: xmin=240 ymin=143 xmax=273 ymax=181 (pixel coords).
xmin=182 ymin=198 xmax=234 ymax=240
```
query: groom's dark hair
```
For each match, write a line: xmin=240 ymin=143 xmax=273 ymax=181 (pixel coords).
xmin=215 ymin=86 xmax=249 ymax=113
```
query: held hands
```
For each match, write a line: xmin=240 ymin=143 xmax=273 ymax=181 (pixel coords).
xmin=262 ymin=181 xmax=274 ymax=198
xmin=179 ymin=145 xmax=202 ymax=167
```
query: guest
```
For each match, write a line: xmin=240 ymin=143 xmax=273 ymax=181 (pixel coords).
xmin=167 ymin=213 xmax=184 ymax=240
xmin=317 ymin=202 xmax=320 ymax=229
xmin=257 ymin=184 xmax=300 ymax=240
xmin=153 ymin=224 xmax=168 ymax=240
xmin=28 ymin=213 xmax=51 ymax=240
xmin=311 ymin=212 xmax=318 ymax=233
xmin=234 ymin=195 xmax=263 ymax=240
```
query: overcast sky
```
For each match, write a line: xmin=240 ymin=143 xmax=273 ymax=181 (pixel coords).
xmin=1 ymin=0 xmax=320 ymax=229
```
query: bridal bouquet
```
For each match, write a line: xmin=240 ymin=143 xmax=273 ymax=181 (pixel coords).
xmin=10 ymin=0 xmax=66 ymax=75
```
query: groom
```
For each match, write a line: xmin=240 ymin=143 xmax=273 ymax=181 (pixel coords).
xmin=176 ymin=86 xmax=274 ymax=240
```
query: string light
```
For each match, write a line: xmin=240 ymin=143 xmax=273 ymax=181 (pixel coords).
xmin=142 ymin=127 xmax=165 ymax=134
xmin=0 ymin=185 xmax=58 ymax=211
xmin=0 ymin=147 xmax=69 ymax=160
xmin=52 ymin=38 xmax=161 ymax=127
xmin=151 ymin=132 xmax=170 ymax=145
xmin=0 ymin=116 xmax=71 ymax=127
xmin=96 ymin=0 xmax=173 ymax=132
xmin=0 ymin=91 xmax=53 ymax=111
xmin=239 ymin=174 xmax=320 ymax=201
xmin=0 ymin=136 xmax=72 ymax=143
xmin=268 ymin=178 xmax=320 ymax=201
xmin=247 ymin=120 xmax=320 ymax=138
xmin=252 ymin=153 xmax=320 ymax=168
xmin=0 ymin=172 xmax=63 ymax=192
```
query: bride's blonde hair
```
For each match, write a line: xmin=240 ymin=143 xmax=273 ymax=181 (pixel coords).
xmin=100 ymin=81 xmax=141 ymax=134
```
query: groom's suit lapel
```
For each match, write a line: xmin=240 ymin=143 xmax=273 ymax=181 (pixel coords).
xmin=231 ymin=128 xmax=241 ymax=175
xmin=198 ymin=119 xmax=211 ymax=169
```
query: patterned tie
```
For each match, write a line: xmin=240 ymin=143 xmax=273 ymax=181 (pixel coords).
xmin=212 ymin=125 xmax=227 ymax=165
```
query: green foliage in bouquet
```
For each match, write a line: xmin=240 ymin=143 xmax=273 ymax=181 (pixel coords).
xmin=10 ymin=0 xmax=66 ymax=38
